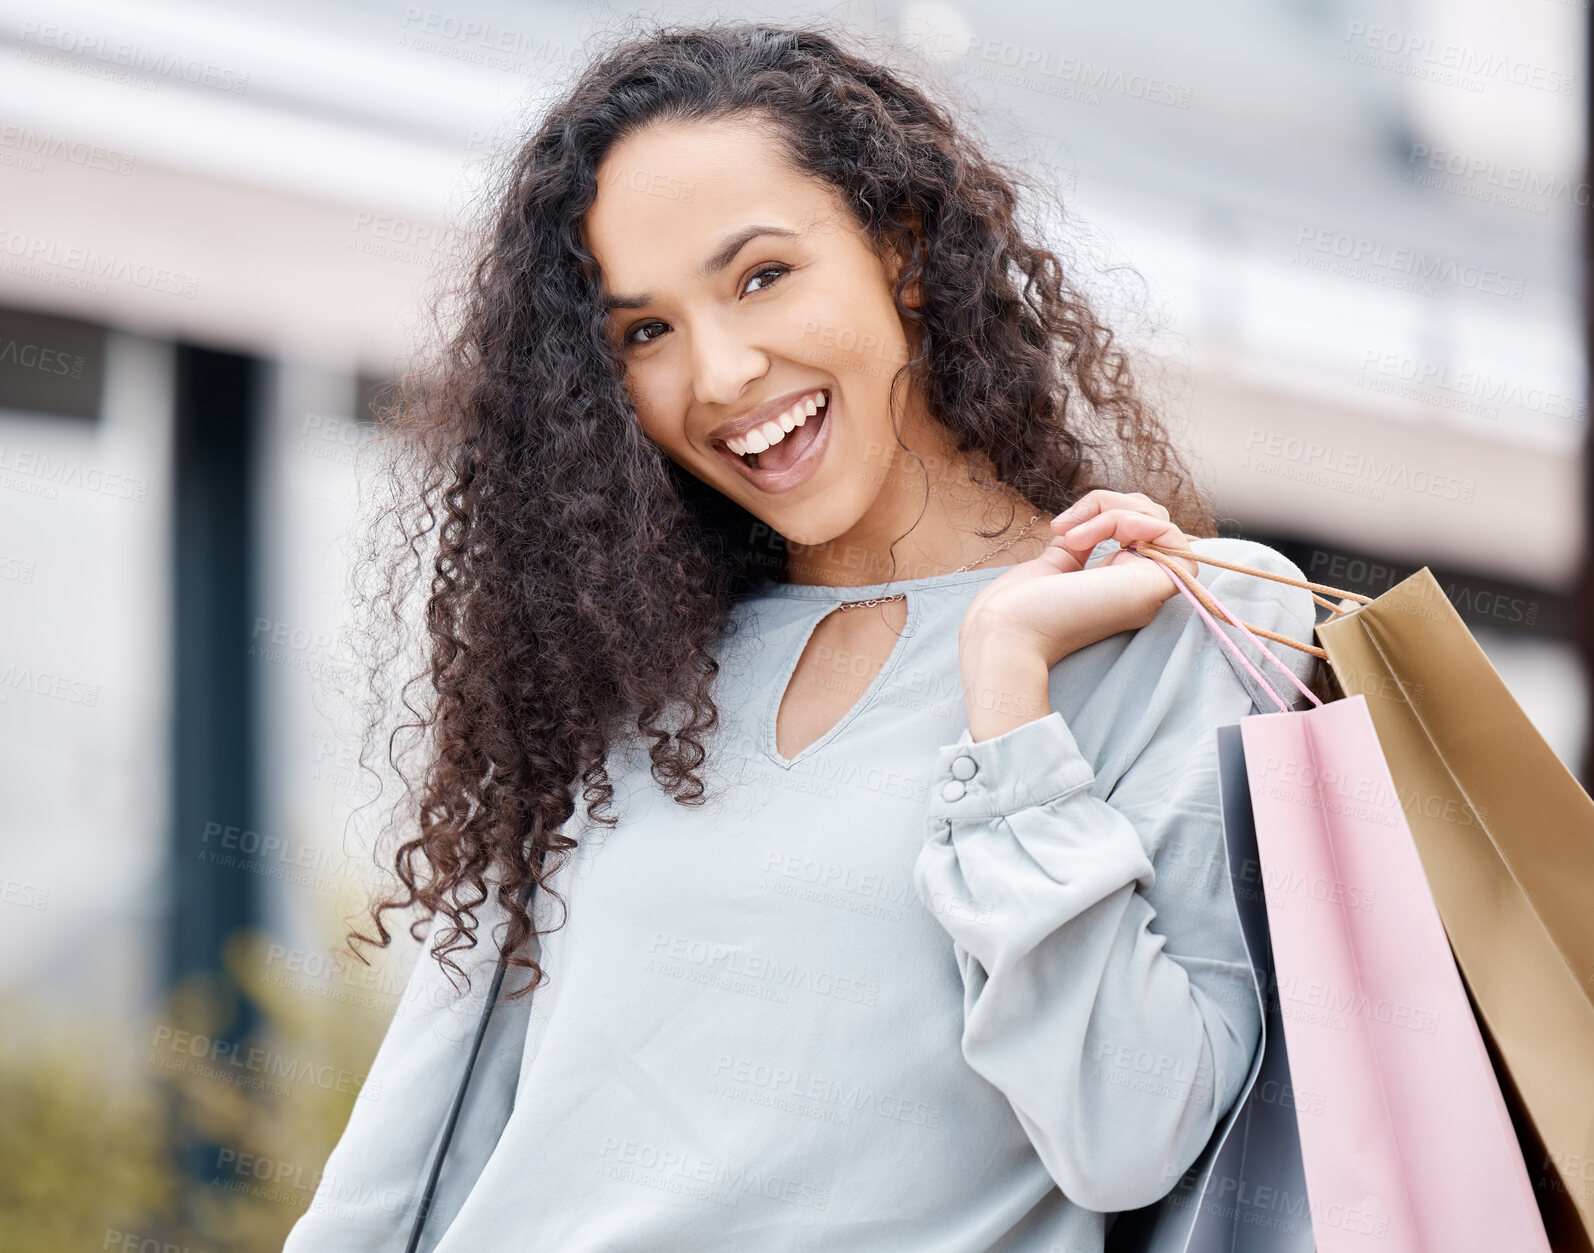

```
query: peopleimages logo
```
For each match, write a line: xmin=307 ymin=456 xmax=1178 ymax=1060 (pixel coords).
xmin=709 ymin=1054 xmax=944 ymax=1129
xmin=1234 ymin=857 xmax=1379 ymax=913
xmin=645 ymin=931 xmax=880 ymax=1007
xmin=0 ymin=227 xmax=199 ymax=298
xmin=1359 ymin=350 xmax=1585 ymax=424
xmin=1295 ymin=225 xmax=1526 ymax=299
xmin=1342 ymin=22 xmax=1576 ymax=96
xmin=0 ymin=123 xmax=136 ymax=176
xmin=962 ymin=37 xmax=1194 ymax=108
xmin=1272 ymin=976 xmax=1441 ymax=1035
xmin=17 ymin=22 xmax=251 ymax=93
xmin=596 ymin=1135 xmax=831 ymax=1211
xmin=1158 ymin=1162 xmax=1390 ymax=1239
xmin=0 ymin=442 xmax=150 ymax=502
xmin=0 ymin=334 xmax=86 ymax=378
xmin=1406 ymin=144 xmax=1592 ymax=211
xmin=147 ymin=1025 xmax=381 ymax=1099
xmin=1240 ymin=429 xmax=1476 ymax=504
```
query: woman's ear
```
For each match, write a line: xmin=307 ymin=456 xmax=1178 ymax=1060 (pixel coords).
xmin=885 ymin=213 xmax=925 ymax=310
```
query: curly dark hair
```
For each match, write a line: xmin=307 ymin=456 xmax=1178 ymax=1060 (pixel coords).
xmin=342 ymin=16 xmax=1219 ymax=997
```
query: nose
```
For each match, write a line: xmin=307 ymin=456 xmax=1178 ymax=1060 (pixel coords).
xmin=689 ymin=312 xmax=768 ymax=411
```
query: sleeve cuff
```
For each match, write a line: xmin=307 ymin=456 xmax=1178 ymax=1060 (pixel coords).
xmin=928 ymin=710 xmax=1097 ymax=821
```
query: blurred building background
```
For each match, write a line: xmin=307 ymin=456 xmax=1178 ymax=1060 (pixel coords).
xmin=0 ymin=0 xmax=1585 ymax=1248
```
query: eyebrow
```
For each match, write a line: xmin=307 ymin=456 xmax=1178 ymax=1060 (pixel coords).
xmin=600 ymin=224 xmax=801 ymax=313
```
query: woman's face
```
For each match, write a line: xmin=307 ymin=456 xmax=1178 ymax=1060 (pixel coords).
xmin=582 ymin=116 xmax=934 ymax=553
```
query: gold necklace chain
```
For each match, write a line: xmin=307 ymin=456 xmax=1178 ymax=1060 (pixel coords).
xmin=834 ymin=511 xmax=1045 ymax=610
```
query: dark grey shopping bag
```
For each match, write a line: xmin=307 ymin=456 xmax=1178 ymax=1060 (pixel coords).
xmin=1105 ymin=723 xmax=1315 ymax=1253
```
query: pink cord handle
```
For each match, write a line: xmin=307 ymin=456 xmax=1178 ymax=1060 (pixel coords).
xmin=1143 ymin=552 xmax=1323 ymax=712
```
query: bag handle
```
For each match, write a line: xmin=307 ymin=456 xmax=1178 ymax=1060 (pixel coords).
xmin=1133 ymin=543 xmax=1324 ymax=714
xmin=405 ymin=877 xmax=540 ymax=1253
xmin=1121 ymin=540 xmax=1375 ymax=662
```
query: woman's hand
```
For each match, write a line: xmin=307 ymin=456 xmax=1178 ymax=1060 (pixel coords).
xmin=957 ymin=490 xmax=1201 ymax=741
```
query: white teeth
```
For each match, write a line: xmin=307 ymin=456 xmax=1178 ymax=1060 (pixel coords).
xmin=726 ymin=390 xmax=828 ymax=457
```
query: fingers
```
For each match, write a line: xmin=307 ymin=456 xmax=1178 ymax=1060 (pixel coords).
xmin=1050 ymin=490 xmax=1198 ymax=582
xmin=1057 ymin=505 xmax=1181 ymax=555
xmin=1051 ymin=489 xmax=1170 ymax=535
xmin=1056 ymin=511 xmax=1198 ymax=583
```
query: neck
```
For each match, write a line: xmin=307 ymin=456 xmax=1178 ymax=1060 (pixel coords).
xmin=779 ymin=414 xmax=1050 ymax=588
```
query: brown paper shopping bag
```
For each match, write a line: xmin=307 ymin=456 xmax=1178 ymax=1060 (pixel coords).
xmin=1313 ymin=567 xmax=1594 ymax=1253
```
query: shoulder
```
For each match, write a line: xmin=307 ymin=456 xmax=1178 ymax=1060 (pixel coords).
xmin=1157 ymin=536 xmax=1318 ymax=708
xmin=1186 ymin=537 xmax=1314 ymax=637
xmin=1080 ymin=535 xmax=1319 ymax=714
xmin=1085 ymin=534 xmax=1313 ymax=636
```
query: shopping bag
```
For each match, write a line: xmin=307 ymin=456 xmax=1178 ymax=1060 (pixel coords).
xmin=1205 ymin=721 xmax=1318 ymax=1250
xmin=1314 ymin=567 xmax=1594 ymax=1253
xmin=1105 ymin=721 xmax=1316 ymax=1253
xmin=1134 ymin=547 xmax=1551 ymax=1253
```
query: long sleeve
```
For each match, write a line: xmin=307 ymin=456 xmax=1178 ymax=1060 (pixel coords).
xmin=912 ymin=539 xmax=1317 ymax=1214
xmin=283 ymin=894 xmax=535 ymax=1252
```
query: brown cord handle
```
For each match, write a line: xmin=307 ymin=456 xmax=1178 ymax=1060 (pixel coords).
xmin=1120 ymin=540 xmax=1376 ymax=662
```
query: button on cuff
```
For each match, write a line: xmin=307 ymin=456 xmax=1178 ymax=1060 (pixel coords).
xmin=928 ymin=712 xmax=1096 ymax=818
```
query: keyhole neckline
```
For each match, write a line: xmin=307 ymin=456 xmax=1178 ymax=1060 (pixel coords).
xmin=755 ymin=561 xmax=1014 ymax=604
xmin=763 ymin=590 xmax=925 ymax=770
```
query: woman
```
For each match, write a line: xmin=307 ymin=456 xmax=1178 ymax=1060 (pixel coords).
xmin=287 ymin=19 xmax=1318 ymax=1252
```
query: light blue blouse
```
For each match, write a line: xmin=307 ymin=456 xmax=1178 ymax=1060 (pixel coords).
xmin=282 ymin=536 xmax=1319 ymax=1252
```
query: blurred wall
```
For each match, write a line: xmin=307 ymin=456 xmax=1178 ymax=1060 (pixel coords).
xmin=0 ymin=1 xmax=1584 ymax=1248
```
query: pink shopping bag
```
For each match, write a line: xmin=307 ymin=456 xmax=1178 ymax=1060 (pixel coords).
xmin=1141 ymin=547 xmax=1550 ymax=1253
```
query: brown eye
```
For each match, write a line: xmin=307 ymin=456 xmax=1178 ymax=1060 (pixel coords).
xmin=623 ymin=320 xmax=667 ymax=348
xmin=742 ymin=264 xmax=789 ymax=296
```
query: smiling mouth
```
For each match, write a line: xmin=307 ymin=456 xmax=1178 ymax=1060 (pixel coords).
xmin=713 ymin=389 xmax=829 ymax=474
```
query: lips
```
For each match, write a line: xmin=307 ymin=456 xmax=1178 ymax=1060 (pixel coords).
xmin=711 ymin=388 xmax=834 ymax=494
